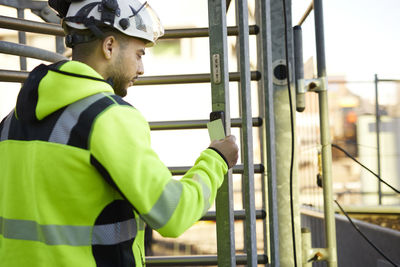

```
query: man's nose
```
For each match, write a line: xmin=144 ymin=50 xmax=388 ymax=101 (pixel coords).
xmin=137 ymin=61 xmax=144 ymax=75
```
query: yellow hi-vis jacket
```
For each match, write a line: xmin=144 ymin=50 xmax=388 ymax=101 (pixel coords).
xmin=0 ymin=61 xmax=228 ymax=266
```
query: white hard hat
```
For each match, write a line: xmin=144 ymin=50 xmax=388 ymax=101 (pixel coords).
xmin=63 ymin=0 xmax=164 ymax=47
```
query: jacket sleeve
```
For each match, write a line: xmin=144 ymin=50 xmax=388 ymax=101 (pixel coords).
xmin=89 ymin=105 xmax=228 ymax=237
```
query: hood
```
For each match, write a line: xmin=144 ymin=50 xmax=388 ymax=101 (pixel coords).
xmin=16 ymin=60 xmax=114 ymax=122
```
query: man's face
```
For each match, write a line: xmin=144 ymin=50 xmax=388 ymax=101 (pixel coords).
xmin=107 ymin=37 xmax=146 ymax=97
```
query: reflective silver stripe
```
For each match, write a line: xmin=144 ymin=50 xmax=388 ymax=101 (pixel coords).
xmin=92 ymin=218 xmax=137 ymax=245
xmin=0 ymin=216 xmax=137 ymax=246
xmin=192 ymin=174 xmax=212 ymax=215
xmin=0 ymin=110 xmax=14 ymax=141
xmin=141 ymin=179 xmax=183 ymax=229
xmin=48 ymin=93 xmax=110 ymax=144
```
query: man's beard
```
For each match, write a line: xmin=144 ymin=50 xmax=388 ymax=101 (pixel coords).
xmin=111 ymin=72 xmax=130 ymax=97
xmin=106 ymin=55 xmax=131 ymax=97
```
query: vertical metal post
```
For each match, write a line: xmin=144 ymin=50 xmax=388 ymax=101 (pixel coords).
xmin=374 ymin=74 xmax=382 ymax=205
xmin=254 ymin=0 xmax=281 ymax=265
xmin=207 ymin=1 xmax=236 ymax=266
xmin=314 ymin=0 xmax=338 ymax=266
xmin=269 ymin=0 xmax=302 ymax=266
xmin=17 ymin=8 xmax=27 ymax=71
xmin=235 ymin=0 xmax=257 ymax=265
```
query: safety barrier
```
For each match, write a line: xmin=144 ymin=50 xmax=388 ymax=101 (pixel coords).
xmin=301 ymin=209 xmax=400 ymax=266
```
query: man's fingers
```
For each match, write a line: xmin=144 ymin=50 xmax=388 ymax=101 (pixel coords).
xmin=226 ymin=135 xmax=236 ymax=142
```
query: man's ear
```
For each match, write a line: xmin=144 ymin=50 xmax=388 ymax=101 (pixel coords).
xmin=102 ymin=35 xmax=116 ymax=60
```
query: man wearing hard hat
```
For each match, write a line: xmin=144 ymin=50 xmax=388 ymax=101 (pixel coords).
xmin=0 ymin=0 xmax=238 ymax=266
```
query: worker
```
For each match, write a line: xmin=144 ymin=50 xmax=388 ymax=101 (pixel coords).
xmin=0 ymin=0 xmax=239 ymax=266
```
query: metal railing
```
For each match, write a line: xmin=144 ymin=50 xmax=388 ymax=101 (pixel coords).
xmin=293 ymin=0 xmax=340 ymax=266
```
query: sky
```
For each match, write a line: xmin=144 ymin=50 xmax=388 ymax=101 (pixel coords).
xmin=293 ymin=0 xmax=400 ymax=80
xmin=291 ymin=0 xmax=400 ymax=103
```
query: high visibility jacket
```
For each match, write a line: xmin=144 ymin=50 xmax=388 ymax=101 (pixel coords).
xmin=0 ymin=61 xmax=228 ymax=266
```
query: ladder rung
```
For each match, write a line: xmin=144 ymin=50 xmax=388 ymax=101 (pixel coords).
xmin=0 ymin=69 xmax=28 ymax=83
xmin=0 ymin=40 xmax=67 ymax=63
xmin=134 ymin=71 xmax=261 ymax=85
xmin=145 ymin=254 xmax=268 ymax=266
xmin=0 ymin=15 xmax=64 ymax=36
xmin=169 ymin=164 xmax=264 ymax=175
xmin=149 ymin=117 xmax=262 ymax=130
xmin=201 ymin=209 xmax=266 ymax=221
xmin=162 ymin=25 xmax=259 ymax=39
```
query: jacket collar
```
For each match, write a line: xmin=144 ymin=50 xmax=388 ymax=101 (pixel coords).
xmin=16 ymin=60 xmax=114 ymax=122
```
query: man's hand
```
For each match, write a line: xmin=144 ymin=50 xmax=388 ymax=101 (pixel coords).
xmin=209 ymin=135 xmax=239 ymax=169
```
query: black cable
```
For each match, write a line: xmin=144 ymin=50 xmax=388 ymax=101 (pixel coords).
xmin=334 ymin=200 xmax=399 ymax=267
xmin=334 ymin=140 xmax=378 ymax=150
xmin=281 ymin=0 xmax=298 ymax=266
xmin=332 ymin=143 xmax=400 ymax=194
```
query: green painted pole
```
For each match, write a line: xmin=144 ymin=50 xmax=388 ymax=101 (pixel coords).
xmin=207 ymin=1 xmax=236 ymax=266
xmin=314 ymin=0 xmax=338 ymax=266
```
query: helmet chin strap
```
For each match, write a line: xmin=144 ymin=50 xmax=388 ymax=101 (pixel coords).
xmin=65 ymin=32 xmax=96 ymax=48
xmin=64 ymin=15 xmax=107 ymax=48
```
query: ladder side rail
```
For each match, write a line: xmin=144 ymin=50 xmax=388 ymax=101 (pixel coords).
xmin=235 ymin=0 xmax=258 ymax=265
xmin=207 ymin=0 xmax=236 ymax=266
xmin=255 ymin=0 xmax=280 ymax=265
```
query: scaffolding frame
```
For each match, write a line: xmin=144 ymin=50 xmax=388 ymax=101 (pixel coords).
xmin=0 ymin=0 xmax=341 ymax=266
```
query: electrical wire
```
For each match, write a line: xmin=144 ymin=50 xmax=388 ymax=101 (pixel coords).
xmin=281 ymin=0 xmax=298 ymax=266
xmin=332 ymin=143 xmax=400 ymax=194
xmin=334 ymin=140 xmax=379 ymax=150
xmin=334 ymin=200 xmax=399 ymax=267
xmin=333 ymin=144 xmax=400 ymax=265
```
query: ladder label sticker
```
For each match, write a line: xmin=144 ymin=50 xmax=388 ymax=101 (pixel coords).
xmin=212 ymin=54 xmax=221 ymax=84
xmin=207 ymin=118 xmax=225 ymax=141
